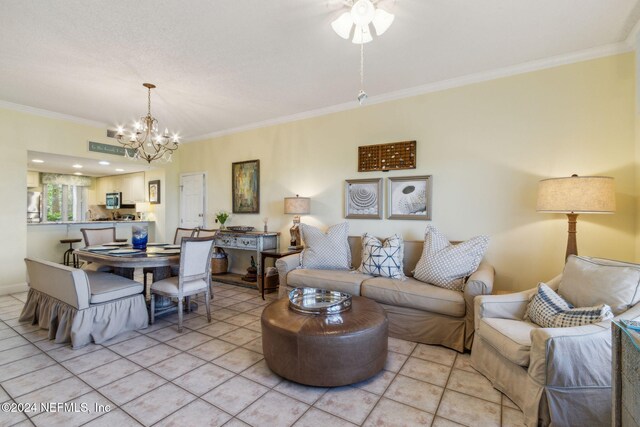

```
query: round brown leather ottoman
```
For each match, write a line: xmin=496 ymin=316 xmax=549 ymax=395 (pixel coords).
xmin=261 ymin=295 xmax=388 ymax=387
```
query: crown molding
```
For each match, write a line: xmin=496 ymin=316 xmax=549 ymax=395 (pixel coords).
xmin=0 ymin=100 xmax=107 ymax=129
xmin=187 ymin=42 xmax=632 ymax=143
xmin=625 ymin=16 xmax=640 ymax=47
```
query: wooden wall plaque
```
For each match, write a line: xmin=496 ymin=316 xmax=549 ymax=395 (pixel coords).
xmin=358 ymin=141 xmax=416 ymax=172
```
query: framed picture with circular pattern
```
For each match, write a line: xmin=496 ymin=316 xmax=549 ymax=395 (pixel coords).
xmin=387 ymin=175 xmax=432 ymax=220
xmin=344 ymin=178 xmax=383 ymax=219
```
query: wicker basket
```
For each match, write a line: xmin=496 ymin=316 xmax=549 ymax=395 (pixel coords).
xmin=211 ymin=247 xmax=228 ymax=275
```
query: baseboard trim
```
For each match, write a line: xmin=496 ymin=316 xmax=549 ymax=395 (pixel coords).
xmin=0 ymin=282 xmax=28 ymax=296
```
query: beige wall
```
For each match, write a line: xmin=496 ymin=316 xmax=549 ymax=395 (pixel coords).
xmin=179 ymin=53 xmax=637 ymax=292
xmin=0 ymin=109 xmax=177 ymax=294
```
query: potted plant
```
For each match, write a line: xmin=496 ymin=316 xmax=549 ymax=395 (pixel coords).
xmin=215 ymin=210 xmax=231 ymax=230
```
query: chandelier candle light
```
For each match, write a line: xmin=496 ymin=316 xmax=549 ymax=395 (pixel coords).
xmin=116 ymin=83 xmax=180 ymax=163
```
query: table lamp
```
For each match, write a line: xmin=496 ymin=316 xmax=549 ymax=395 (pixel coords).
xmin=536 ymin=174 xmax=615 ymax=261
xmin=284 ymin=195 xmax=310 ymax=250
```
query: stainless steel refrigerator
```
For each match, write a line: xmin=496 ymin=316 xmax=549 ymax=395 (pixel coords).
xmin=27 ymin=191 xmax=41 ymax=223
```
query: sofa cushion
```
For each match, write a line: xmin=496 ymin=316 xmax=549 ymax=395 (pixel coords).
xmin=559 ymin=256 xmax=640 ymax=315
xmin=287 ymin=269 xmax=369 ymax=296
xmin=477 ymin=318 xmax=538 ymax=367
xmin=86 ymin=272 xmax=144 ymax=304
xmin=525 ymin=282 xmax=572 ymax=328
xmin=357 ymin=233 xmax=405 ymax=279
xmin=300 ymin=222 xmax=351 ymax=270
xmin=361 ymin=277 xmax=465 ymax=317
xmin=413 ymin=225 xmax=489 ymax=291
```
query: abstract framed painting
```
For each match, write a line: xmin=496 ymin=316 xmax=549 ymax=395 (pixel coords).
xmin=344 ymin=178 xmax=383 ymax=219
xmin=387 ymin=175 xmax=432 ymax=220
xmin=232 ymin=159 xmax=260 ymax=214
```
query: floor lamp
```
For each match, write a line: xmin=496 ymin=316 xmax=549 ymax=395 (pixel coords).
xmin=536 ymin=175 xmax=615 ymax=261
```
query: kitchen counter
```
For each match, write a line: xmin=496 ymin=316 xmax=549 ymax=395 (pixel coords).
xmin=28 ymin=220 xmax=153 ymax=226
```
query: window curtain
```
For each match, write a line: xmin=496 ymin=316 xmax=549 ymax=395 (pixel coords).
xmin=41 ymin=173 xmax=92 ymax=187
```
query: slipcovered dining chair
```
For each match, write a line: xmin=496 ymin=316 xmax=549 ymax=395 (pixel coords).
xmin=149 ymin=235 xmax=216 ymax=332
xmin=80 ymin=227 xmax=121 ymax=272
xmin=143 ymin=227 xmax=198 ymax=287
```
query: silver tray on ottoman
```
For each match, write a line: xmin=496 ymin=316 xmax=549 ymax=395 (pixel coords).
xmin=288 ymin=287 xmax=352 ymax=315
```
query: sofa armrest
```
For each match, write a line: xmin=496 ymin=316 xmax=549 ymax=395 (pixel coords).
xmin=275 ymin=253 xmax=302 ymax=297
xmin=474 ymin=290 xmax=535 ymax=331
xmin=463 ymin=261 xmax=495 ymax=349
xmin=528 ymin=323 xmax=611 ymax=387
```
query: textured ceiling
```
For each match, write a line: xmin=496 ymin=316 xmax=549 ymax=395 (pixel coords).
xmin=1 ymin=0 xmax=639 ymax=141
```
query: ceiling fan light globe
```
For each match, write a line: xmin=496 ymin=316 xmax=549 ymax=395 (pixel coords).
xmin=331 ymin=12 xmax=353 ymax=39
xmin=352 ymin=24 xmax=373 ymax=44
xmin=372 ymin=8 xmax=394 ymax=35
xmin=351 ymin=0 xmax=375 ymax=26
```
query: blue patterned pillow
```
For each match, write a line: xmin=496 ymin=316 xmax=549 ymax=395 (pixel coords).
xmin=553 ymin=305 xmax=613 ymax=327
xmin=526 ymin=283 xmax=572 ymax=328
xmin=526 ymin=283 xmax=614 ymax=328
xmin=358 ymin=233 xmax=405 ymax=279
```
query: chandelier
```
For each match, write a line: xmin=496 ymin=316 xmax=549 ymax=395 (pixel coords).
xmin=115 ymin=83 xmax=179 ymax=163
xmin=330 ymin=0 xmax=394 ymax=105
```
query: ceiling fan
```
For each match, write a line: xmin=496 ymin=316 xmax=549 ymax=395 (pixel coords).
xmin=330 ymin=0 xmax=395 ymax=44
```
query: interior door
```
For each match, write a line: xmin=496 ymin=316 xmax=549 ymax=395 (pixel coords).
xmin=179 ymin=173 xmax=206 ymax=228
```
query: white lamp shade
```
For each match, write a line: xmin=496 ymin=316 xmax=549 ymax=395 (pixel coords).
xmin=284 ymin=197 xmax=311 ymax=215
xmin=331 ymin=12 xmax=353 ymax=39
xmin=351 ymin=0 xmax=376 ymax=26
xmin=536 ymin=176 xmax=616 ymax=214
xmin=372 ymin=8 xmax=394 ymax=35
xmin=352 ymin=24 xmax=373 ymax=44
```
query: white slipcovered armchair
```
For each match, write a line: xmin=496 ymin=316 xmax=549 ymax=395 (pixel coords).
xmin=471 ymin=255 xmax=640 ymax=427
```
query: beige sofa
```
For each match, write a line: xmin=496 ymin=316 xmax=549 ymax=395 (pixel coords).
xmin=20 ymin=258 xmax=149 ymax=348
xmin=276 ymin=236 xmax=495 ymax=352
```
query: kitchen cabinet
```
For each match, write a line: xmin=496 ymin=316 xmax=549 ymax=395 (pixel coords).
xmin=95 ymin=172 xmax=145 ymax=205
xmin=27 ymin=171 xmax=40 ymax=188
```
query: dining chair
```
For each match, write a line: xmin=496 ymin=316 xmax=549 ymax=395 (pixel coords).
xmin=149 ymin=236 xmax=216 ymax=332
xmin=80 ymin=227 xmax=118 ymax=272
xmin=196 ymin=228 xmax=218 ymax=238
xmin=143 ymin=227 xmax=199 ymax=288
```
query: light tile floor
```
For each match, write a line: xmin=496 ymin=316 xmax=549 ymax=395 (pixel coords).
xmin=0 ymin=281 xmax=526 ymax=427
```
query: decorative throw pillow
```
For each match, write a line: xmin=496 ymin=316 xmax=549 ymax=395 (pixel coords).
xmin=526 ymin=282 xmax=614 ymax=328
xmin=299 ymin=222 xmax=351 ymax=270
xmin=552 ymin=304 xmax=614 ymax=328
xmin=357 ymin=233 xmax=405 ymax=279
xmin=525 ymin=282 xmax=573 ymax=328
xmin=412 ymin=225 xmax=489 ymax=291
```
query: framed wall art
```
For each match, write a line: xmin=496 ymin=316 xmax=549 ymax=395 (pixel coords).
xmin=344 ymin=178 xmax=383 ymax=219
xmin=148 ymin=180 xmax=161 ymax=204
xmin=232 ymin=159 xmax=260 ymax=213
xmin=387 ymin=175 xmax=432 ymax=220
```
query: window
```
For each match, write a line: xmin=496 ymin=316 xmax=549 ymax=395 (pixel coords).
xmin=44 ymin=184 xmax=88 ymax=222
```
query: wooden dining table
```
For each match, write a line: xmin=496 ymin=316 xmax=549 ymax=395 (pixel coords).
xmin=75 ymin=245 xmax=185 ymax=315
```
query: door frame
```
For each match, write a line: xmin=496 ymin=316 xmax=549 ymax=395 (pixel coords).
xmin=179 ymin=172 xmax=207 ymax=228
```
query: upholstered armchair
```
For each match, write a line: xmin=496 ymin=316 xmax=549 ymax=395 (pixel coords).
xmin=470 ymin=255 xmax=640 ymax=427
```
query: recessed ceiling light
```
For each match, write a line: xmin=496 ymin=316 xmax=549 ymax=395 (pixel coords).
xmin=98 ymin=161 xmax=110 ymax=166
xmin=72 ymin=164 xmax=83 ymax=169
xmin=32 ymin=159 xmax=44 ymax=163
xmin=115 ymin=168 xmax=125 ymax=172
xmin=73 ymin=172 xmax=83 ymax=176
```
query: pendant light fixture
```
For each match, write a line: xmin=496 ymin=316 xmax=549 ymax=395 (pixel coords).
xmin=115 ymin=83 xmax=180 ymax=164
xmin=330 ymin=0 xmax=394 ymax=105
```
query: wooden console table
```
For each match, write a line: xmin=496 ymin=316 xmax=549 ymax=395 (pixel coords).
xmin=214 ymin=231 xmax=279 ymax=280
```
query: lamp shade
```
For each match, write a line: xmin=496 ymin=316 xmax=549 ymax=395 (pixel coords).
xmin=536 ymin=175 xmax=616 ymax=214
xmin=284 ymin=196 xmax=310 ymax=215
